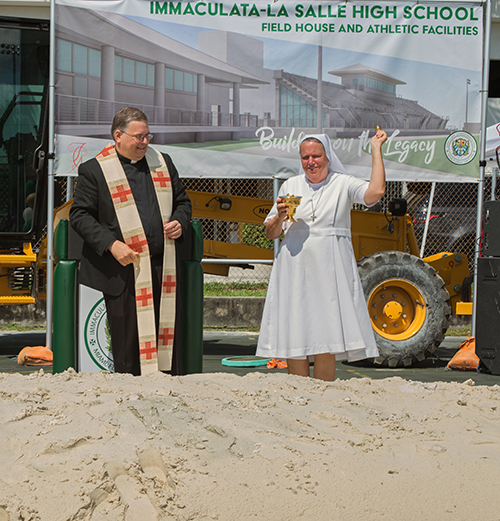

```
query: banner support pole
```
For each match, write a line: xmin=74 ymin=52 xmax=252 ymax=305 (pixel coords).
xmin=46 ymin=0 xmax=56 ymax=350
xmin=317 ymin=45 xmax=323 ymax=133
xmin=472 ymin=0 xmax=492 ymax=338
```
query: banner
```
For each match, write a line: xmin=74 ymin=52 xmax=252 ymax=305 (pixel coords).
xmin=54 ymin=0 xmax=484 ymax=182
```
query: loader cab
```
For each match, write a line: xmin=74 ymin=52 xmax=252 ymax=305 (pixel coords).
xmin=0 ymin=16 xmax=49 ymax=248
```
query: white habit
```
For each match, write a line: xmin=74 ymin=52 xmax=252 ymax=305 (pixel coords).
xmin=256 ymin=171 xmax=379 ymax=362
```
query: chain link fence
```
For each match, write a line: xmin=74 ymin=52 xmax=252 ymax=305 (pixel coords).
xmin=34 ymin=176 xmax=69 ymax=250
xmin=182 ymin=178 xmax=275 ymax=294
xmin=183 ymin=177 xmax=486 ymax=295
xmin=390 ymin=177 xmax=498 ymax=273
xmin=357 ymin=179 xmax=481 ymax=271
xmin=52 ymin=175 xmax=486 ymax=295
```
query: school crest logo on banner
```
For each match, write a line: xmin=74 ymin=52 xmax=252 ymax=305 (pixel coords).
xmin=444 ymin=131 xmax=477 ymax=165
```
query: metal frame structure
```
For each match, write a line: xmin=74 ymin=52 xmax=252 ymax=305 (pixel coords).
xmin=44 ymin=0 xmax=492 ymax=351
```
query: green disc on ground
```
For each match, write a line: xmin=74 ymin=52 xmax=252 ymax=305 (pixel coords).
xmin=221 ymin=356 xmax=271 ymax=367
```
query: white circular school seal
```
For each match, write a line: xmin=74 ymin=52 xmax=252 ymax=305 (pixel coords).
xmin=444 ymin=131 xmax=477 ymax=165
xmin=84 ymin=298 xmax=114 ymax=372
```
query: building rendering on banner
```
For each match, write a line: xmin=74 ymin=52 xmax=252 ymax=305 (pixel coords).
xmin=275 ymin=64 xmax=449 ymax=132
xmin=55 ymin=4 xmax=450 ymax=144
xmin=55 ymin=4 xmax=267 ymax=143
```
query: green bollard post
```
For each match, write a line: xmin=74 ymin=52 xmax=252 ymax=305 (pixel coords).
xmin=181 ymin=220 xmax=204 ymax=374
xmin=53 ymin=219 xmax=76 ymax=373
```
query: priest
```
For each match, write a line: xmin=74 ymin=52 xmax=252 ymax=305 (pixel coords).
xmin=70 ymin=107 xmax=192 ymax=376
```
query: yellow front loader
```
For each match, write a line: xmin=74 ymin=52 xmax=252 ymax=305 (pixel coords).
xmin=0 ymin=188 xmax=471 ymax=368
xmin=188 ymin=190 xmax=471 ymax=367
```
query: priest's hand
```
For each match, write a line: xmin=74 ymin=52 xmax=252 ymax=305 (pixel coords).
xmin=109 ymin=240 xmax=139 ymax=266
xmin=164 ymin=220 xmax=182 ymax=240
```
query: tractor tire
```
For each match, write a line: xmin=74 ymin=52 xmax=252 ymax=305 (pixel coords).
xmin=357 ymin=251 xmax=451 ymax=368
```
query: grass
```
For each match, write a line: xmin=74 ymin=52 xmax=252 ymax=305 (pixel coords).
xmin=205 ymin=325 xmax=472 ymax=335
xmin=0 ymin=323 xmax=46 ymax=331
xmin=1 ymin=315 xmax=471 ymax=338
xmin=204 ymin=282 xmax=268 ymax=297
xmin=445 ymin=325 xmax=471 ymax=337
xmin=205 ymin=326 xmax=261 ymax=333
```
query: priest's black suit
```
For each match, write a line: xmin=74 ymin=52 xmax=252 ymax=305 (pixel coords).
xmin=70 ymin=149 xmax=192 ymax=375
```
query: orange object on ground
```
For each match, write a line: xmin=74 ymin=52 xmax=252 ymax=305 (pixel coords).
xmin=17 ymin=346 xmax=53 ymax=366
xmin=447 ymin=337 xmax=479 ymax=371
xmin=267 ymin=358 xmax=287 ymax=369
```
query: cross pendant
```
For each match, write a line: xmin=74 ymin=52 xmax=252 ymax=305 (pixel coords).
xmin=311 ymin=214 xmax=316 ymax=222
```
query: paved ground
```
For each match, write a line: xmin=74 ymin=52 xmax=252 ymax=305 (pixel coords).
xmin=1 ymin=329 xmax=498 ymax=385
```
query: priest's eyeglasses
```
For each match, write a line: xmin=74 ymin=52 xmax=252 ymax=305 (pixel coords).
xmin=123 ymin=132 xmax=153 ymax=142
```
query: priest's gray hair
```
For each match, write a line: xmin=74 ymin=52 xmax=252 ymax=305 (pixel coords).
xmin=111 ymin=107 xmax=149 ymax=139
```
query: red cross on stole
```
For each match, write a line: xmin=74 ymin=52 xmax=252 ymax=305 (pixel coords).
xmin=159 ymin=327 xmax=175 ymax=346
xmin=152 ymin=170 xmax=171 ymax=188
xmin=126 ymin=234 xmax=149 ymax=254
xmin=110 ymin=184 xmax=133 ymax=204
xmin=136 ymin=287 xmax=154 ymax=308
xmin=140 ymin=340 xmax=157 ymax=360
xmin=99 ymin=144 xmax=115 ymax=157
xmin=162 ymin=275 xmax=176 ymax=293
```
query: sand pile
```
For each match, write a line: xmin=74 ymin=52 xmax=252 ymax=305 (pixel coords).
xmin=0 ymin=370 xmax=499 ymax=521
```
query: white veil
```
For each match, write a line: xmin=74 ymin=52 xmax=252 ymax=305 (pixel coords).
xmin=298 ymin=134 xmax=347 ymax=176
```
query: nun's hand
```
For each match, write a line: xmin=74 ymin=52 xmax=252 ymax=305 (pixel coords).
xmin=277 ymin=198 xmax=288 ymax=221
xmin=371 ymin=129 xmax=387 ymax=150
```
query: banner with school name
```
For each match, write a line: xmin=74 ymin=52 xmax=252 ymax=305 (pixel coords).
xmin=54 ymin=0 xmax=485 ymax=181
